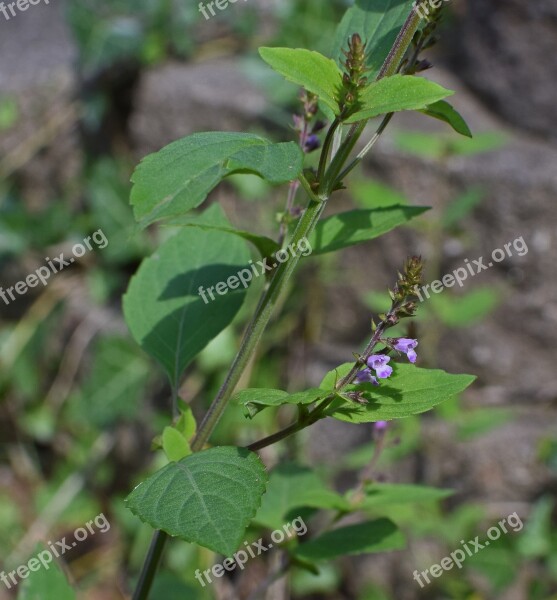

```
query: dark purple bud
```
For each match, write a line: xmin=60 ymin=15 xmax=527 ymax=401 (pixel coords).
xmin=304 ymin=134 xmax=321 ymax=153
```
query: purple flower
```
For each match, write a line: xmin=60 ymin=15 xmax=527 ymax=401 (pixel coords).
xmin=394 ymin=338 xmax=418 ymax=363
xmin=367 ymin=354 xmax=393 ymax=379
xmin=355 ymin=369 xmax=379 ymax=386
xmin=304 ymin=134 xmax=321 ymax=153
xmin=374 ymin=421 xmax=388 ymax=431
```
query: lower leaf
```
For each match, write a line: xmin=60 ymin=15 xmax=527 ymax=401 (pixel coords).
xmin=126 ymin=447 xmax=268 ymax=556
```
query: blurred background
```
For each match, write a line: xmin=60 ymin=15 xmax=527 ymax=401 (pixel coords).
xmin=0 ymin=0 xmax=556 ymax=599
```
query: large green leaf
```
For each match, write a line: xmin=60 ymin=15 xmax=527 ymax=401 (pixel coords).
xmin=344 ymin=75 xmax=454 ymax=123
xmin=131 ymin=132 xmax=303 ymax=228
xmin=126 ymin=447 xmax=268 ymax=556
xmin=295 ymin=518 xmax=405 ymax=561
xmin=18 ymin=545 xmax=76 ymax=600
xmin=358 ymin=483 xmax=454 ymax=508
xmin=308 ymin=206 xmax=429 ymax=255
xmin=123 ymin=209 xmax=250 ymax=387
xmin=255 ymin=464 xmax=349 ymax=530
xmin=419 ymin=100 xmax=472 ymax=137
xmin=168 ymin=222 xmax=280 ymax=260
xmin=332 ymin=0 xmax=415 ymax=79
xmin=233 ymin=387 xmax=327 ymax=419
xmin=321 ymin=363 xmax=475 ymax=423
xmin=259 ymin=48 xmax=343 ymax=117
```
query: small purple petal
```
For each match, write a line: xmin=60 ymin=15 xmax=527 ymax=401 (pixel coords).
xmin=407 ymin=348 xmax=417 ymax=363
xmin=394 ymin=338 xmax=418 ymax=353
xmin=367 ymin=354 xmax=391 ymax=370
xmin=355 ymin=369 xmax=374 ymax=384
xmin=375 ymin=364 xmax=393 ymax=379
xmin=374 ymin=421 xmax=388 ymax=431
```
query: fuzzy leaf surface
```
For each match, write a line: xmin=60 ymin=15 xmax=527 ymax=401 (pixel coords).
xmin=131 ymin=132 xmax=303 ymax=227
xmin=126 ymin=447 xmax=268 ymax=555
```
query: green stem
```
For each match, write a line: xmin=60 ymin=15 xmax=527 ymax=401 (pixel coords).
xmin=191 ymin=195 xmax=326 ymax=453
xmin=317 ymin=117 xmax=340 ymax=183
xmin=132 ymin=530 xmax=168 ymax=600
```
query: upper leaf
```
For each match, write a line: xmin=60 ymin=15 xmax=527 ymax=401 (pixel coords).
xmin=123 ymin=206 xmax=250 ymax=387
xmin=321 ymin=363 xmax=475 ymax=423
xmin=344 ymin=75 xmax=454 ymax=123
xmin=131 ymin=132 xmax=303 ymax=228
xmin=259 ymin=48 xmax=343 ymax=117
xmin=308 ymin=206 xmax=429 ymax=255
xmin=294 ymin=518 xmax=405 ymax=561
xmin=126 ymin=447 xmax=268 ymax=556
xmin=420 ymin=100 xmax=473 ymax=138
xmin=255 ymin=463 xmax=349 ymax=530
xmin=332 ymin=0 xmax=416 ymax=80
xmin=162 ymin=426 xmax=191 ymax=462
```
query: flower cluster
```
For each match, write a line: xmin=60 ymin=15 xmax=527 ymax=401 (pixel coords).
xmin=340 ymin=33 xmax=369 ymax=115
xmin=356 ymin=338 xmax=418 ymax=386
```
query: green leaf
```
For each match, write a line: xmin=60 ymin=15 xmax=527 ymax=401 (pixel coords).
xmin=394 ymin=131 xmax=448 ymax=159
xmin=308 ymin=206 xmax=429 ymax=255
xmin=162 ymin=426 xmax=191 ymax=462
xmin=18 ymin=544 xmax=76 ymax=600
xmin=332 ymin=0 xmax=415 ymax=80
xmin=71 ymin=336 xmax=151 ymax=427
xmin=123 ymin=211 xmax=250 ymax=387
xmin=351 ymin=180 xmax=408 ymax=209
xmin=456 ymin=408 xmax=514 ymax=441
xmin=358 ymin=483 xmax=454 ymax=508
xmin=295 ymin=518 xmax=405 ymax=561
xmin=126 ymin=447 xmax=268 ymax=556
xmin=233 ymin=387 xmax=327 ymax=419
xmin=176 ymin=404 xmax=197 ymax=440
xmin=321 ymin=363 xmax=475 ymax=423
xmin=259 ymin=48 xmax=343 ymax=116
xmin=167 ymin=219 xmax=280 ymax=259
xmin=420 ymin=100 xmax=472 ymax=137
xmin=131 ymin=132 xmax=303 ymax=228
xmin=395 ymin=131 xmax=507 ymax=159
xmin=255 ymin=463 xmax=349 ymax=530
xmin=516 ymin=496 xmax=552 ymax=558
xmin=429 ymin=288 xmax=499 ymax=328
xmin=442 ymin=187 xmax=484 ymax=228
xmin=345 ymin=75 xmax=454 ymax=123
xmin=448 ymin=131 xmax=507 ymax=156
